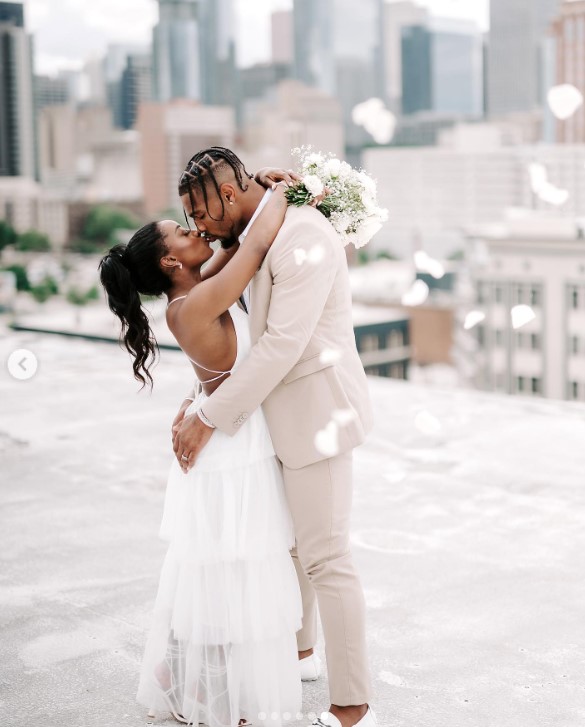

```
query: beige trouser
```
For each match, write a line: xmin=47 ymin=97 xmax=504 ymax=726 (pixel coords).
xmin=282 ymin=451 xmax=372 ymax=707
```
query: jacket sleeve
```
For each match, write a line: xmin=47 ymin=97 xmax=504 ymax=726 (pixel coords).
xmin=201 ymin=219 xmax=338 ymax=435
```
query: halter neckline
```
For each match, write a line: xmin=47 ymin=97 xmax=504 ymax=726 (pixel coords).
xmin=167 ymin=294 xmax=188 ymax=309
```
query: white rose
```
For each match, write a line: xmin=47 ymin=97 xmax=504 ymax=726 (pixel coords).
xmin=323 ymin=158 xmax=342 ymax=178
xmin=303 ymin=174 xmax=324 ymax=198
xmin=338 ymin=161 xmax=352 ymax=180
xmin=303 ymin=152 xmax=324 ymax=169
xmin=353 ymin=216 xmax=384 ymax=248
xmin=357 ymin=170 xmax=377 ymax=195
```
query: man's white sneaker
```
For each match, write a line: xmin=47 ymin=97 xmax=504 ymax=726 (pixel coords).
xmin=309 ymin=707 xmax=377 ymax=727
xmin=299 ymin=652 xmax=322 ymax=681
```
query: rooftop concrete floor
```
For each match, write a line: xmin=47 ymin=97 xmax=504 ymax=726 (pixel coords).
xmin=1 ymin=330 xmax=585 ymax=727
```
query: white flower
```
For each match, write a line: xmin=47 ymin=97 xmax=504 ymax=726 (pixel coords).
xmin=338 ymin=161 xmax=352 ymax=180
xmin=357 ymin=170 xmax=377 ymax=195
xmin=303 ymin=152 xmax=324 ymax=169
xmin=323 ymin=158 xmax=342 ymax=178
xmin=353 ymin=216 xmax=384 ymax=248
xmin=361 ymin=191 xmax=378 ymax=214
xmin=303 ymin=174 xmax=324 ymax=198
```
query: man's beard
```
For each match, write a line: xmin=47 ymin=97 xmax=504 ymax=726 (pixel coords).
xmin=220 ymin=237 xmax=238 ymax=250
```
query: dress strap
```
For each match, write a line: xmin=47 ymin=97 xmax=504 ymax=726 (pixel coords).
xmin=167 ymin=295 xmax=188 ymax=309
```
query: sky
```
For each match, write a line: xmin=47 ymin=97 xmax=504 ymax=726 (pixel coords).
xmin=20 ymin=0 xmax=489 ymax=76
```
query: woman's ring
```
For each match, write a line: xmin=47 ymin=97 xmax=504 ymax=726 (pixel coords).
xmin=181 ymin=455 xmax=189 ymax=462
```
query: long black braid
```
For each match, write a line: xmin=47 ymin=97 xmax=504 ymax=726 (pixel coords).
xmin=178 ymin=146 xmax=254 ymax=223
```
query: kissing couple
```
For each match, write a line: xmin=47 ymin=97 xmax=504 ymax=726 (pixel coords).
xmin=99 ymin=146 xmax=376 ymax=727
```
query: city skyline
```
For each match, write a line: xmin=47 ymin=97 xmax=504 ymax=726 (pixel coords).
xmin=19 ymin=0 xmax=489 ymax=76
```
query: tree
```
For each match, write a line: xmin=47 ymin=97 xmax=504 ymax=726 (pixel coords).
xmin=82 ymin=206 xmax=139 ymax=246
xmin=15 ymin=230 xmax=51 ymax=252
xmin=30 ymin=276 xmax=59 ymax=303
xmin=0 ymin=220 xmax=17 ymax=251
xmin=1 ymin=264 xmax=30 ymax=291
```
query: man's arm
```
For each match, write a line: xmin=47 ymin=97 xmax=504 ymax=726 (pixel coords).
xmin=202 ymin=217 xmax=338 ymax=432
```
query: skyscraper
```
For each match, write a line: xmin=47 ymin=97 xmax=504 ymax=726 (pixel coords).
xmin=0 ymin=2 xmax=35 ymax=178
xmin=293 ymin=0 xmax=385 ymax=151
xmin=550 ymin=0 xmax=585 ymax=142
xmin=152 ymin=0 xmax=236 ymax=105
xmin=401 ymin=18 xmax=484 ymax=117
xmin=120 ymin=54 xmax=153 ymax=130
xmin=382 ymin=1 xmax=429 ymax=114
xmin=488 ymin=0 xmax=560 ymax=116
xmin=153 ymin=0 xmax=201 ymax=102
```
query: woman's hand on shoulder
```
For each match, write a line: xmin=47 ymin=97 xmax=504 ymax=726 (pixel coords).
xmin=255 ymin=166 xmax=303 ymax=190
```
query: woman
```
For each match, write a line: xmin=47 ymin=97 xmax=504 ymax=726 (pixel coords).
xmin=99 ymin=169 xmax=307 ymax=727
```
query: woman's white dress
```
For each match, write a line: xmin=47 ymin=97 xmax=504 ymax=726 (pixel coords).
xmin=136 ymin=303 xmax=302 ymax=727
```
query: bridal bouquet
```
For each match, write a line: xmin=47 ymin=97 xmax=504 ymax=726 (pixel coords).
xmin=285 ymin=147 xmax=388 ymax=249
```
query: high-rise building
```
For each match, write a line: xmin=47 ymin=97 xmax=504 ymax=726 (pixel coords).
xmin=401 ymin=18 xmax=484 ymax=117
xmin=382 ymin=1 xmax=429 ymax=113
xmin=199 ymin=0 xmax=236 ymax=106
xmin=152 ymin=0 xmax=236 ymax=106
xmin=550 ymin=0 xmax=585 ymax=142
xmin=0 ymin=2 xmax=35 ymax=178
xmin=469 ymin=217 xmax=585 ymax=401
xmin=136 ymin=101 xmax=236 ymax=215
xmin=120 ymin=54 xmax=153 ymax=130
xmin=271 ymin=10 xmax=294 ymax=66
xmin=362 ymin=124 xmax=585 ymax=258
xmin=34 ymin=75 xmax=69 ymax=113
xmin=488 ymin=0 xmax=560 ymax=116
xmin=293 ymin=0 xmax=384 ymax=152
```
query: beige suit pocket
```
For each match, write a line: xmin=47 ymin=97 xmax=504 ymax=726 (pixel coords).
xmin=282 ymin=354 xmax=334 ymax=384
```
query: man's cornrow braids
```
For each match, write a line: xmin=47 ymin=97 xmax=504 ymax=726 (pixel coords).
xmin=179 ymin=147 xmax=254 ymax=222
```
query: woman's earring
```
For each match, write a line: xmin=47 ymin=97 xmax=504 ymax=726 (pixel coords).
xmin=177 ymin=262 xmax=183 ymax=270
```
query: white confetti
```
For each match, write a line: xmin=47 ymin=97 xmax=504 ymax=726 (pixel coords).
xmin=414 ymin=410 xmax=442 ymax=437
xmin=464 ymin=311 xmax=486 ymax=330
xmin=401 ymin=280 xmax=429 ymax=307
xmin=314 ymin=421 xmax=339 ymax=457
xmin=511 ymin=304 xmax=536 ymax=330
xmin=414 ymin=250 xmax=445 ymax=279
xmin=529 ymin=163 xmax=569 ymax=206
xmin=332 ymin=408 xmax=357 ymax=426
xmin=293 ymin=245 xmax=326 ymax=266
xmin=547 ymin=84 xmax=584 ymax=121
xmin=319 ymin=348 xmax=342 ymax=365
xmin=352 ymin=97 xmax=396 ymax=145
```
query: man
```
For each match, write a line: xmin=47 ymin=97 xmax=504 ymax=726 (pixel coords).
xmin=173 ymin=146 xmax=375 ymax=727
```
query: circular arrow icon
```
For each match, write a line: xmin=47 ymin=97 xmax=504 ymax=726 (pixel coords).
xmin=7 ymin=348 xmax=38 ymax=381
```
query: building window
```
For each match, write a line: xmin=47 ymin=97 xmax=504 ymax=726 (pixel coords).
xmin=495 ymin=329 xmax=504 ymax=347
xmin=531 ymin=377 xmax=541 ymax=395
xmin=571 ymin=336 xmax=579 ymax=355
xmin=495 ymin=285 xmax=503 ymax=304
xmin=477 ymin=282 xmax=485 ymax=304
xmin=571 ymin=286 xmax=580 ymax=310
xmin=477 ymin=325 xmax=485 ymax=346
xmin=516 ymin=285 xmax=524 ymax=305
xmin=387 ymin=329 xmax=403 ymax=348
xmin=517 ymin=376 xmax=525 ymax=393
xmin=516 ymin=332 xmax=525 ymax=348
xmin=531 ymin=333 xmax=541 ymax=351
xmin=530 ymin=287 xmax=540 ymax=307
xmin=359 ymin=334 xmax=379 ymax=353
xmin=569 ymin=381 xmax=580 ymax=400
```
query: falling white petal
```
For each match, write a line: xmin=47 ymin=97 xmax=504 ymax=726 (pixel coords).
xmin=319 ymin=348 xmax=342 ymax=365
xmin=529 ymin=163 xmax=569 ymax=207
xmin=414 ymin=250 xmax=445 ymax=279
xmin=414 ymin=410 xmax=442 ymax=437
xmin=332 ymin=408 xmax=357 ymax=426
xmin=401 ymin=280 xmax=429 ymax=307
xmin=464 ymin=311 xmax=486 ymax=330
xmin=293 ymin=249 xmax=307 ymax=266
xmin=547 ymin=84 xmax=584 ymax=121
xmin=511 ymin=304 xmax=536 ymax=330
xmin=314 ymin=421 xmax=339 ymax=457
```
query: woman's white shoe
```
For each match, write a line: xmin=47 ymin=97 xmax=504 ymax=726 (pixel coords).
xmin=299 ymin=652 xmax=322 ymax=681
